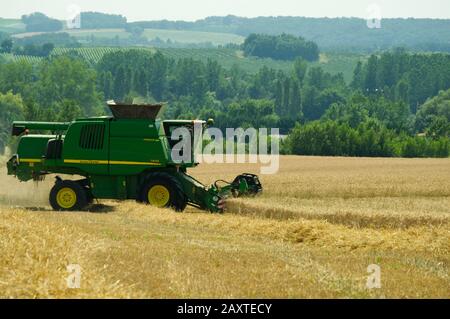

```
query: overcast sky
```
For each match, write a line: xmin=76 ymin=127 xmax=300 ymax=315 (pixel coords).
xmin=2 ymin=0 xmax=450 ymax=21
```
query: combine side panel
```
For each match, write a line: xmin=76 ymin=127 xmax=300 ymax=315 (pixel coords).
xmin=61 ymin=120 xmax=109 ymax=175
xmin=109 ymin=119 xmax=168 ymax=175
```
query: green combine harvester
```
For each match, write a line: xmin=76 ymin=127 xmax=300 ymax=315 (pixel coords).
xmin=6 ymin=102 xmax=262 ymax=212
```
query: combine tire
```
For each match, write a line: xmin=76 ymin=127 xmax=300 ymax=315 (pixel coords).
xmin=49 ymin=180 xmax=89 ymax=211
xmin=140 ymin=173 xmax=187 ymax=212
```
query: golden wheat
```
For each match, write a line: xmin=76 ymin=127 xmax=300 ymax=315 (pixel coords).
xmin=192 ymin=156 xmax=450 ymax=228
xmin=0 ymin=156 xmax=449 ymax=298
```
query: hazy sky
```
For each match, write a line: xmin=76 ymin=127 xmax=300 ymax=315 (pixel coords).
xmin=2 ymin=0 xmax=450 ymax=21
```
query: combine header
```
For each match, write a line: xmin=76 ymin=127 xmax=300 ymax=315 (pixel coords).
xmin=7 ymin=102 xmax=262 ymax=212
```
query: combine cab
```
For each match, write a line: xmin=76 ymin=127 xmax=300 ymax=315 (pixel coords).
xmin=7 ymin=102 xmax=262 ymax=212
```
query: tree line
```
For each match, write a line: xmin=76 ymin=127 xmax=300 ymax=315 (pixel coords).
xmin=96 ymin=50 xmax=349 ymax=132
xmin=282 ymin=95 xmax=450 ymax=158
xmin=0 ymin=48 xmax=449 ymax=157
xmin=351 ymin=49 xmax=450 ymax=111
xmin=0 ymin=56 xmax=102 ymax=152
xmin=21 ymin=12 xmax=63 ymax=32
xmin=20 ymin=12 xmax=127 ymax=33
xmin=242 ymin=33 xmax=319 ymax=61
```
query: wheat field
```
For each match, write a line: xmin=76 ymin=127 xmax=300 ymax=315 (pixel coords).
xmin=0 ymin=156 xmax=449 ymax=298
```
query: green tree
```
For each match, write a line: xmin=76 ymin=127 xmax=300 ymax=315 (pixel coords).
xmin=302 ymin=86 xmax=320 ymax=120
xmin=55 ymin=99 xmax=83 ymax=122
xmin=426 ymin=116 xmax=449 ymax=139
xmin=282 ymin=77 xmax=290 ymax=116
xmin=395 ymin=78 xmax=410 ymax=104
xmin=289 ymin=78 xmax=302 ymax=118
xmin=415 ymin=88 xmax=450 ymax=132
xmin=100 ymin=71 xmax=114 ymax=100
xmin=37 ymin=56 xmax=102 ymax=117
xmin=307 ymin=67 xmax=326 ymax=90
xmin=0 ymin=61 xmax=34 ymax=97
xmin=293 ymin=58 xmax=308 ymax=84
xmin=135 ymin=70 xmax=148 ymax=97
xmin=323 ymin=102 xmax=369 ymax=128
xmin=114 ymin=66 xmax=126 ymax=100
xmin=243 ymin=33 xmax=319 ymax=61
xmin=21 ymin=12 xmax=63 ymax=32
xmin=274 ymin=79 xmax=283 ymax=116
xmin=0 ymin=91 xmax=25 ymax=153
xmin=351 ymin=61 xmax=364 ymax=90
xmin=1 ymin=39 xmax=13 ymax=53
xmin=365 ymin=55 xmax=378 ymax=93
xmin=149 ymin=51 xmax=168 ymax=100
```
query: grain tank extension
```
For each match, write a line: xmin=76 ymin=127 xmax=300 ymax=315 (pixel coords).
xmin=6 ymin=102 xmax=262 ymax=212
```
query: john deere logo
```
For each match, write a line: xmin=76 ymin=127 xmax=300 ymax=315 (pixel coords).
xmin=79 ymin=160 xmax=100 ymax=164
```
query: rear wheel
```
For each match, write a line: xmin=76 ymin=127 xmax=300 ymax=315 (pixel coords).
xmin=140 ymin=173 xmax=187 ymax=212
xmin=49 ymin=180 xmax=88 ymax=211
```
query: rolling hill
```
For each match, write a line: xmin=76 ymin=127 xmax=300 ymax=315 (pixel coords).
xmin=129 ymin=16 xmax=450 ymax=52
xmin=5 ymin=14 xmax=450 ymax=53
xmin=0 ymin=47 xmax=364 ymax=82
xmin=12 ymin=28 xmax=245 ymax=46
xmin=0 ymin=18 xmax=25 ymax=34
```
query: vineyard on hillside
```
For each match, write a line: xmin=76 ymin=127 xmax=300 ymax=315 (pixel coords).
xmin=51 ymin=47 xmax=297 ymax=73
xmin=51 ymin=47 xmax=126 ymax=64
xmin=53 ymin=48 xmax=364 ymax=79
xmin=0 ymin=53 xmax=43 ymax=64
xmin=1 ymin=47 xmax=364 ymax=81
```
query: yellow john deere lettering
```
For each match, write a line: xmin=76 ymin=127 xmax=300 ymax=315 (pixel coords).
xmin=64 ymin=159 xmax=161 ymax=166
xmin=64 ymin=159 xmax=108 ymax=165
xmin=20 ymin=158 xmax=42 ymax=163
xmin=108 ymin=160 xmax=161 ymax=166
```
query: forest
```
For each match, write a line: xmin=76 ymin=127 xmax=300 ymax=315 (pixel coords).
xmin=78 ymin=12 xmax=127 ymax=29
xmin=20 ymin=11 xmax=127 ymax=32
xmin=21 ymin=12 xmax=63 ymax=32
xmin=242 ymin=33 xmax=319 ymax=61
xmin=0 ymin=47 xmax=449 ymax=157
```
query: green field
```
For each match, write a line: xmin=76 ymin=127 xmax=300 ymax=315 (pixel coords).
xmin=0 ymin=18 xmax=25 ymax=33
xmin=65 ymin=28 xmax=130 ymax=39
xmin=13 ymin=28 xmax=245 ymax=46
xmin=142 ymin=28 xmax=244 ymax=45
xmin=12 ymin=29 xmax=130 ymax=40
xmin=1 ymin=46 xmax=364 ymax=82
